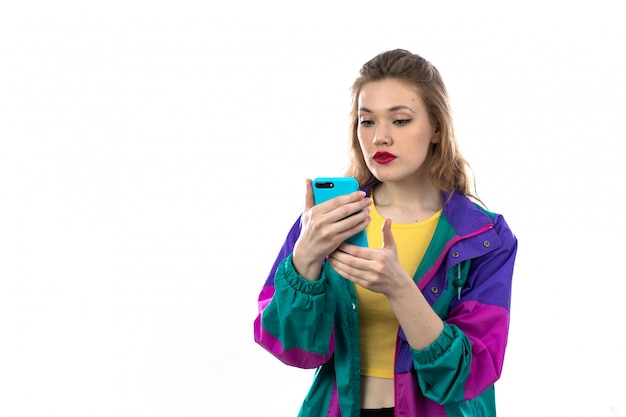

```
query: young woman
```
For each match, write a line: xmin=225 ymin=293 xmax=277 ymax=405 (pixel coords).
xmin=253 ymin=49 xmax=518 ymax=417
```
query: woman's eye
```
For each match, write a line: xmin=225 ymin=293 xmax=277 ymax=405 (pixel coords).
xmin=394 ymin=119 xmax=412 ymax=126
xmin=359 ymin=120 xmax=374 ymax=126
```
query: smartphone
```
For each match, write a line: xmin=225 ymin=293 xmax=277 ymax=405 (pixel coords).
xmin=312 ymin=177 xmax=368 ymax=247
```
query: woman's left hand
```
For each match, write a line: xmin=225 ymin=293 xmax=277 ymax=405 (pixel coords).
xmin=327 ymin=218 xmax=413 ymax=296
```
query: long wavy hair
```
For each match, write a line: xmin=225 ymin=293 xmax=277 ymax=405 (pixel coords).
xmin=345 ymin=49 xmax=482 ymax=205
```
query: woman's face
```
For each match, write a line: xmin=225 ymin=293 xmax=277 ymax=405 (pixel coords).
xmin=357 ymin=78 xmax=439 ymax=185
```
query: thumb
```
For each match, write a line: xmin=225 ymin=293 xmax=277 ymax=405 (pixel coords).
xmin=381 ymin=218 xmax=397 ymax=252
xmin=304 ymin=179 xmax=315 ymax=211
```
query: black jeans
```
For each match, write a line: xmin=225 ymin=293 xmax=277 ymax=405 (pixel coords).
xmin=361 ymin=408 xmax=394 ymax=417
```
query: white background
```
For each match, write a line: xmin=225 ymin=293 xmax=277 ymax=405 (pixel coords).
xmin=1 ymin=1 xmax=625 ymax=416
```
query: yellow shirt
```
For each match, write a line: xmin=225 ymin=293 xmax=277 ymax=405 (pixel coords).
xmin=356 ymin=201 xmax=441 ymax=378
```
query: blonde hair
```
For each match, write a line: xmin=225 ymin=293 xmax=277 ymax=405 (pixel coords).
xmin=345 ymin=49 xmax=481 ymax=204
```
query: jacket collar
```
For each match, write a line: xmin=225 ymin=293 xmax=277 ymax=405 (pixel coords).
xmin=442 ymin=191 xmax=493 ymax=237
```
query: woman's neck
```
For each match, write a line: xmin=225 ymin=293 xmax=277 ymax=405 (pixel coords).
xmin=372 ymin=180 xmax=442 ymax=224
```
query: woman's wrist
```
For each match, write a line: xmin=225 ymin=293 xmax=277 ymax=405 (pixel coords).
xmin=292 ymin=247 xmax=322 ymax=281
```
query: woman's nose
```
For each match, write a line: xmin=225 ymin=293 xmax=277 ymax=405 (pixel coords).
xmin=373 ymin=126 xmax=391 ymax=145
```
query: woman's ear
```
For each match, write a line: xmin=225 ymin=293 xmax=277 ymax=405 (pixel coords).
xmin=432 ymin=124 xmax=441 ymax=143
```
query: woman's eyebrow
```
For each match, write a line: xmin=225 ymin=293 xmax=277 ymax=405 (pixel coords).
xmin=359 ymin=105 xmax=415 ymax=114
xmin=389 ymin=105 xmax=415 ymax=113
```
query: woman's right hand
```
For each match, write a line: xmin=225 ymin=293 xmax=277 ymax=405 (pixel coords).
xmin=292 ymin=179 xmax=372 ymax=281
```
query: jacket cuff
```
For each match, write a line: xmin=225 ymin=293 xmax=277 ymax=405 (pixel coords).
xmin=281 ymin=254 xmax=327 ymax=295
xmin=412 ymin=322 xmax=456 ymax=365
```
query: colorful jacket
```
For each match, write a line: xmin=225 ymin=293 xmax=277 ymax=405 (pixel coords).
xmin=254 ymin=190 xmax=518 ymax=417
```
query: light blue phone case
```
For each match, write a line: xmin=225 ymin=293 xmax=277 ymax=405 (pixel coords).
xmin=312 ymin=177 xmax=369 ymax=247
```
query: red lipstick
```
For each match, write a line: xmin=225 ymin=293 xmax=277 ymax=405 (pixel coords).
xmin=373 ymin=152 xmax=396 ymax=164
